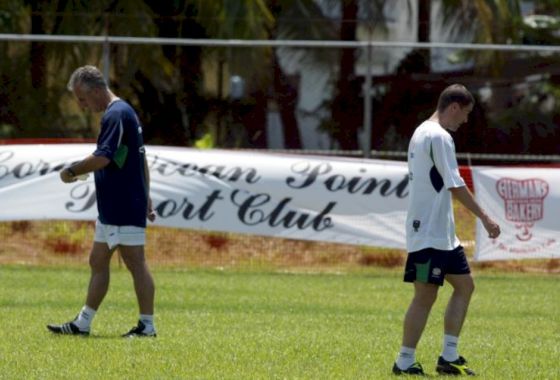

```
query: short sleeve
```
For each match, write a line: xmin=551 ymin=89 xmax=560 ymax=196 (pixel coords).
xmin=94 ymin=111 xmax=123 ymax=160
xmin=430 ymin=132 xmax=465 ymax=189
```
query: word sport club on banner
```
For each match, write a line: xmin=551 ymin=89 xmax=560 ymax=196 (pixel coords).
xmin=0 ymin=144 xmax=410 ymax=249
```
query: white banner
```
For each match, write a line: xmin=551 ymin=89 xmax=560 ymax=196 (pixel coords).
xmin=0 ymin=144 xmax=409 ymax=248
xmin=472 ymin=166 xmax=560 ymax=261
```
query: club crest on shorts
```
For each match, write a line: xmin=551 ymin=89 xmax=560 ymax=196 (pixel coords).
xmin=432 ymin=267 xmax=442 ymax=277
xmin=496 ymin=178 xmax=548 ymax=241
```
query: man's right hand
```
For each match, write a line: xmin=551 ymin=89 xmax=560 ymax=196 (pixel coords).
xmin=60 ymin=169 xmax=77 ymax=183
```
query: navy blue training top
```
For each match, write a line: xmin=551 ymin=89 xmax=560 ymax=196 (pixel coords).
xmin=93 ymin=99 xmax=148 ymax=227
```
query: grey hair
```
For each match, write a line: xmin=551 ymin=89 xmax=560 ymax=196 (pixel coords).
xmin=67 ymin=65 xmax=107 ymax=92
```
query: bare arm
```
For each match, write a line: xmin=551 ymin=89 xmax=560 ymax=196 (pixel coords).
xmin=60 ymin=155 xmax=110 ymax=183
xmin=144 ymin=154 xmax=156 ymax=222
xmin=449 ymin=186 xmax=501 ymax=238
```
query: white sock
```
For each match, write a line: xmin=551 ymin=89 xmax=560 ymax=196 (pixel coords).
xmin=74 ymin=305 xmax=96 ymax=330
xmin=442 ymin=334 xmax=459 ymax=362
xmin=396 ymin=346 xmax=416 ymax=370
xmin=139 ymin=314 xmax=155 ymax=332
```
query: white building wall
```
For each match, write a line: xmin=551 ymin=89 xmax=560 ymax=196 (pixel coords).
xmin=273 ymin=0 xmax=536 ymax=149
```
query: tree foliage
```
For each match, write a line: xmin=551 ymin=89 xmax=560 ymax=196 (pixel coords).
xmin=1 ymin=0 xmax=560 ymax=155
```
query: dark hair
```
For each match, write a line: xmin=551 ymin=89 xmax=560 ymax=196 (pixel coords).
xmin=437 ymin=84 xmax=474 ymax=112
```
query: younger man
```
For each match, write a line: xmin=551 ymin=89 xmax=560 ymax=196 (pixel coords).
xmin=393 ymin=84 xmax=500 ymax=375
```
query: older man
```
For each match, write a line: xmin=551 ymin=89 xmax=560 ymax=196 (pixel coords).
xmin=47 ymin=65 xmax=157 ymax=337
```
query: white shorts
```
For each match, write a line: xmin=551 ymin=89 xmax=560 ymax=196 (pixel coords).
xmin=94 ymin=219 xmax=146 ymax=250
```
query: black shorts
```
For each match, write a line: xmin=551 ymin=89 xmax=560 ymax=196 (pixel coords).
xmin=403 ymin=245 xmax=470 ymax=286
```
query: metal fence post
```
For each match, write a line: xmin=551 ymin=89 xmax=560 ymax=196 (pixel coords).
xmin=102 ymin=13 xmax=110 ymax=83
xmin=362 ymin=41 xmax=373 ymax=158
xmin=102 ymin=38 xmax=110 ymax=83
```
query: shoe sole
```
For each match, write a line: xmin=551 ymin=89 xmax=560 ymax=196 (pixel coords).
xmin=122 ymin=333 xmax=157 ymax=338
xmin=436 ymin=366 xmax=474 ymax=376
xmin=47 ymin=325 xmax=89 ymax=336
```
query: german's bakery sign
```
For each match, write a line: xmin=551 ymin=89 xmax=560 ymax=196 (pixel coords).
xmin=496 ymin=178 xmax=549 ymax=242
xmin=473 ymin=168 xmax=559 ymax=261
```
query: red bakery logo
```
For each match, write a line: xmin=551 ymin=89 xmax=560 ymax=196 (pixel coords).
xmin=496 ymin=178 xmax=549 ymax=241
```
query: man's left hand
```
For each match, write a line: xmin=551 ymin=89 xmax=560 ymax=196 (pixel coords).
xmin=147 ymin=197 xmax=156 ymax=222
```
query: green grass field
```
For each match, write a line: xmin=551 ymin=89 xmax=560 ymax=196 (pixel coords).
xmin=0 ymin=265 xmax=558 ymax=379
